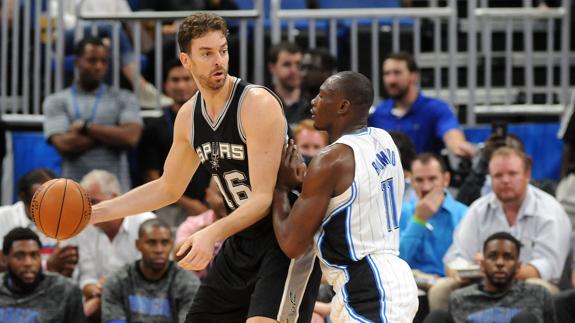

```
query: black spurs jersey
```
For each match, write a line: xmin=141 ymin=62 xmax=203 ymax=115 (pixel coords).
xmin=190 ymin=78 xmax=284 ymax=238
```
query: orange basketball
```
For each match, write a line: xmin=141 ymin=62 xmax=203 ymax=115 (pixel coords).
xmin=30 ymin=178 xmax=92 ymax=240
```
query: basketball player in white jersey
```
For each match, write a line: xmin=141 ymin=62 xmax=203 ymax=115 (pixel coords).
xmin=273 ymin=71 xmax=419 ymax=322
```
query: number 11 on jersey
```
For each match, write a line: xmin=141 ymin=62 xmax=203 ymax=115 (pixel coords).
xmin=381 ymin=178 xmax=399 ymax=232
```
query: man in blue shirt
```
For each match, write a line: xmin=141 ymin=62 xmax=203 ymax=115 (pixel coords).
xmin=400 ymin=153 xmax=468 ymax=278
xmin=368 ymin=52 xmax=475 ymax=156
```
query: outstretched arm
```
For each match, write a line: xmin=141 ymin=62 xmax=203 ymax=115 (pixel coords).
xmin=91 ymin=102 xmax=200 ymax=224
xmin=444 ymin=129 xmax=476 ymax=157
xmin=177 ymin=88 xmax=286 ymax=270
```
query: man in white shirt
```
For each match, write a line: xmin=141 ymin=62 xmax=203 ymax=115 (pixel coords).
xmin=428 ymin=147 xmax=571 ymax=310
xmin=75 ymin=170 xmax=155 ymax=319
xmin=0 ymin=168 xmax=78 ymax=277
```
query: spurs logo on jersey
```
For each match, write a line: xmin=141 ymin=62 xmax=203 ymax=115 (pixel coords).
xmin=195 ymin=142 xmax=246 ymax=171
xmin=189 ymin=78 xmax=285 ymax=218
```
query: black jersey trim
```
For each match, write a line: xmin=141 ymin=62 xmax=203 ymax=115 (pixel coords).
xmin=200 ymin=77 xmax=240 ymax=131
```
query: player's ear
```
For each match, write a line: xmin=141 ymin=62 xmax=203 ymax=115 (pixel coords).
xmin=180 ymin=52 xmax=191 ymax=69
xmin=338 ymin=99 xmax=351 ymax=115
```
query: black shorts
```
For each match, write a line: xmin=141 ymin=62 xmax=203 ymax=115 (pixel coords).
xmin=185 ymin=230 xmax=321 ymax=323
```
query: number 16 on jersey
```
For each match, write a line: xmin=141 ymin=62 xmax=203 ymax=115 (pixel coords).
xmin=211 ymin=172 xmax=252 ymax=210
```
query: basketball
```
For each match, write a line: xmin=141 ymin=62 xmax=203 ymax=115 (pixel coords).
xmin=30 ymin=178 xmax=92 ymax=240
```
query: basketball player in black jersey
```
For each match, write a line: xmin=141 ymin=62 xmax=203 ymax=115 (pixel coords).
xmin=88 ymin=12 xmax=320 ymax=323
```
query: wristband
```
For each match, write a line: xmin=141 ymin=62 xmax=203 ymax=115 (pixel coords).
xmin=412 ymin=215 xmax=427 ymax=226
xmin=413 ymin=215 xmax=434 ymax=231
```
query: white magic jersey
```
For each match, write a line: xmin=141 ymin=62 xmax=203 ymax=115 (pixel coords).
xmin=314 ymin=127 xmax=404 ymax=266
xmin=313 ymin=127 xmax=417 ymax=323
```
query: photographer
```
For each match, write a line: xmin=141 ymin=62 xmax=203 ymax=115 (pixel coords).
xmin=456 ymin=122 xmax=524 ymax=206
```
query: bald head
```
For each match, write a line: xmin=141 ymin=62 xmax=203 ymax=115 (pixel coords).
xmin=327 ymin=71 xmax=374 ymax=115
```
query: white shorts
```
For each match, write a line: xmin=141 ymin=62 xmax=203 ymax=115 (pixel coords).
xmin=322 ymin=253 xmax=419 ymax=323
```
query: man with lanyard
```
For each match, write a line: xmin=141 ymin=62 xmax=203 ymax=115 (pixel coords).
xmin=43 ymin=36 xmax=143 ymax=192
xmin=139 ymin=59 xmax=212 ymax=226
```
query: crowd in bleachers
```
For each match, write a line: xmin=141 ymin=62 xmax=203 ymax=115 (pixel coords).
xmin=1 ymin=1 xmax=575 ymax=323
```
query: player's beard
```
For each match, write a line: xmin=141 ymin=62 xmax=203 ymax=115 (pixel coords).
xmin=199 ymin=67 xmax=228 ymax=91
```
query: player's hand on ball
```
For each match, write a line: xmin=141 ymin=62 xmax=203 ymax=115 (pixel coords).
xmin=277 ymin=139 xmax=306 ymax=190
xmin=176 ymin=228 xmax=216 ymax=271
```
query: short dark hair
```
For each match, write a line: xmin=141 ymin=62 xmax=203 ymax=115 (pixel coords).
xmin=268 ymin=42 xmax=302 ymax=64
xmin=3 ymin=227 xmax=42 ymax=255
xmin=384 ymin=52 xmax=418 ymax=73
xmin=138 ymin=218 xmax=172 ymax=238
xmin=483 ymin=231 xmax=522 ymax=256
xmin=412 ymin=153 xmax=448 ymax=173
xmin=333 ymin=71 xmax=374 ymax=111
xmin=17 ymin=168 xmax=56 ymax=205
xmin=163 ymin=59 xmax=185 ymax=83
xmin=305 ymin=48 xmax=337 ymax=72
xmin=178 ymin=13 xmax=229 ymax=54
xmin=389 ymin=131 xmax=416 ymax=172
xmin=75 ymin=36 xmax=106 ymax=57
